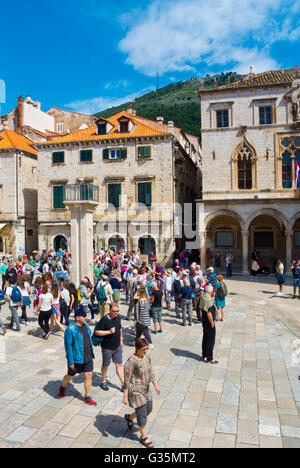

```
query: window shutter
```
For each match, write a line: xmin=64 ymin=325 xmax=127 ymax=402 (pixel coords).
xmin=103 ymin=149 xmax=109 ymax=160
xmin=53 ymin=151 xmax=65 ymax=164
xmin=138 ymin=146 xmax=151 ymax=158
xmin=121 ymin=148 xmax=127 ymax=159
xmin=80 ymin=150 xmax=92 ymax=162
xmin=108 ymin=184 xmax=121 ymax=207
xmin=145 ymin=182 xmax=152 ymax=206
xmin=53 ymin=186 xmax=65 ymax=209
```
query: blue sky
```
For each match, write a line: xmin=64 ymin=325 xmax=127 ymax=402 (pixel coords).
xmin=1 ymin=0 xmax=300 ymax=115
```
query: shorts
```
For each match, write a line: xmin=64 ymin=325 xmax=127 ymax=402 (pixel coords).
xmin=67 ymin=360 xmax=94 ymax=376
xmin=102 ymin=345 xmax=123 ymax=367
xmin=277 ymin=274 xmax=285 ymax=285
xmin=52 ymin=303 xmax=61 ymax=316
xmin=293 ymin=278 xmax=300 ymax=289
xmin=152 ymin=306 xmax=162 ymax=323
xmin=135 ymin=400 xmax=153 ymax=427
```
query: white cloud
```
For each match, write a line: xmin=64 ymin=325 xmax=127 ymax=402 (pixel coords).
xmin=119 ymin=0 xmax=300 ymax=76
xmin=64 ymin=87 xmax=153 ymax=114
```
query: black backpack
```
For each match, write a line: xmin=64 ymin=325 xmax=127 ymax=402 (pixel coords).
xmin=173 ymin=279 xmax=182 ymax=294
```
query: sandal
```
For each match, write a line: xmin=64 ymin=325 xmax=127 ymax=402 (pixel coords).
xmin=140 ymin=437 xmax=154 ymax=448
xmin=125 ymin=414 xmax=134 ymax=431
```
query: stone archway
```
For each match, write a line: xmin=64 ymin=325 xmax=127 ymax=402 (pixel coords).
xmin=138 ymin=236 xmax=156 ymax=262
xmin=247 ymin=213 xmax=286 ymax=273
xmin=204 ymin=211 xmax=243 ymax=272
xmin=53 ymin=235 xmax=68 ymax=252
xmin=108 ymin=236 xmax=126 ymax=252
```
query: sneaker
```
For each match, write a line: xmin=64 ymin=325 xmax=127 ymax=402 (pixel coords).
xmin=276 ymin=292 xmax=283 ymax=296
xmin=208 ymin=359 xmax=219 ymax=365
xmin=101 ymin=381 xmax=109 ymax=391
xmin=59 ymin=385 xmax=65 ymax=398
xmin=84 ymin=397 xmax=97 ymax=406
xmin=158 ymin=330 xmax=163 ymax=334
xmin=44 ymin=332 xmax=51 ymax=340
xmin=24 ymin=322 xmax=29 ymax=327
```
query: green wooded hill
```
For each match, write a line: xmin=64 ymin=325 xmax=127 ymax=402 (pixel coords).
xmin=94 ymin=72 xmax=242 ymax=137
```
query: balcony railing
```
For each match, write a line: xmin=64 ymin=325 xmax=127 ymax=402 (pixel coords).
xmin=64 ymin=184 xmax=99 ymax=203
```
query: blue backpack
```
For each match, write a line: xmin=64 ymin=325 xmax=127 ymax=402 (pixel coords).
xmin=92 ymin=316 xmax=109 ymax=347
xmin=97 ymin=285 xmax=107 ymax=303
xmin=0 ymin=288 xmax=5 ymax=305
xmin=11 ymin=286 xmax=21 ymax=303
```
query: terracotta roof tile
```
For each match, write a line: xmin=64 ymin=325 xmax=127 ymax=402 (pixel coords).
xmin=200 ymin=67 xmax=300 ymax=94
xmin=37 ymin=111 xmax=170 ymax=146
xmin=0 ymin=130 xmax=37 ymax=155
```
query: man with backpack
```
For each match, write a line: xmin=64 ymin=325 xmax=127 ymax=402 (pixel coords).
xmin=5 ymin=277 xmax=22 ymax=332
xmin=59 ymin=308 xmax=97 ymax=406
xmin=93 ymin=302 xmax=124 ymax=392
xmin=97 ymin=276 xmax=113 ymax=318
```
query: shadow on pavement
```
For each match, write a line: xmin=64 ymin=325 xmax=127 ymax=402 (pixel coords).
xmin=94 ymin=413 xmax=139 ymax=441
xmin=170 ymin=348 xmax=203 ymax=362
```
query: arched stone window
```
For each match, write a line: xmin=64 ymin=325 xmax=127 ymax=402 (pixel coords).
xmin=279 ymin=137 xmax=300 ymax=189
xmin=232 ymin=139 xmax=257 ymax=190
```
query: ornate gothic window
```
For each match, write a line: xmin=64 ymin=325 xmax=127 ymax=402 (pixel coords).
xmin=232 ymin=139 xmax=257 ymax=191
xmin=280 ymin=137 xmax=300 ymax=189
xmin=238 ymin=146 xmax=252 ymax=190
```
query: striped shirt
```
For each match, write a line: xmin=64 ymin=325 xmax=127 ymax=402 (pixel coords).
xmin=135 ymin=299 xmax=151 ymax=327
xmin=124 ymin=354 xmax=156 ymax=408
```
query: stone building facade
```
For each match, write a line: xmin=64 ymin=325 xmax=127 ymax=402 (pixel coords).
xmin=1 ymin=96 xmax=96 ymax=139
xmin=46 ymin=107 xmax=96 ymax=134
xmin=198 ymin=68 xmax=300 ymax=273
xmin=36 ymin=111 xmax=202 ymax=263
xmin=0 ymin=130 xmax=38 ymax=257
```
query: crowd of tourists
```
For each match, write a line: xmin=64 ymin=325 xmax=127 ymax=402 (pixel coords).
xmin=0 ymin=247 xmax=231 ymax=448
xmin=0 ymin=246 xmax=296 ymax=448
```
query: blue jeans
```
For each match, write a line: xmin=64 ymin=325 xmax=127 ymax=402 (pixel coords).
xmin=182 ymin=299 xmax=193 ymax=326
xmin=226 ymin=264 xmax=232 ymax=277
xmin=9 ymin=305 xmax=21 ymax=331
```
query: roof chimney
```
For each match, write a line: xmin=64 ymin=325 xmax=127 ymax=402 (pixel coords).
xmin=17 ymin=96 xmax=24 ymax=132
xmin=156 ymin=116 xmax=164 ymax=124
xmin=127 ymin=100 xmax=136 ymax=115
xmin=168 ymin=121 xmax=174 ymax=134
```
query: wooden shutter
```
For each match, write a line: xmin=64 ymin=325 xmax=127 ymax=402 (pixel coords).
xmin=145 ymin=182 xmax=152 ymax=206
xmin=138 ymin=146 xmax=151 ymax=158
xmin=108 ymin=184 xmax=121 ymax=207
xmin=80 ymin=150 xmax=92 ymax=162
xmin=103 ymin=149 xmax=109 ymax=160
xmin=121 ymin=148 xmax=127 ymax=159
xmin=53 ymin=151 xmax=65 ymax=164
xmin=53 ymin=186 xmax=65 ymax=209
xmin=138 ymin=183 xmax=152 ymax=206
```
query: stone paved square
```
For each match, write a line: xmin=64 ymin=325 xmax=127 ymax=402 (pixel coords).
xmin=1 ymin=276 xmax=300 ymax=448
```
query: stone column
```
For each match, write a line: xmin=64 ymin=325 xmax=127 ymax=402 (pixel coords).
xmin=200 ymin=231 xmax=207 ymax=270
xmin=64 ymin=201 xmax=98 ymax=286
xmin=285 ymin=230 xmax=293 ymax=275
xmin=242 ymin=231 xmax=249 ymax=275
